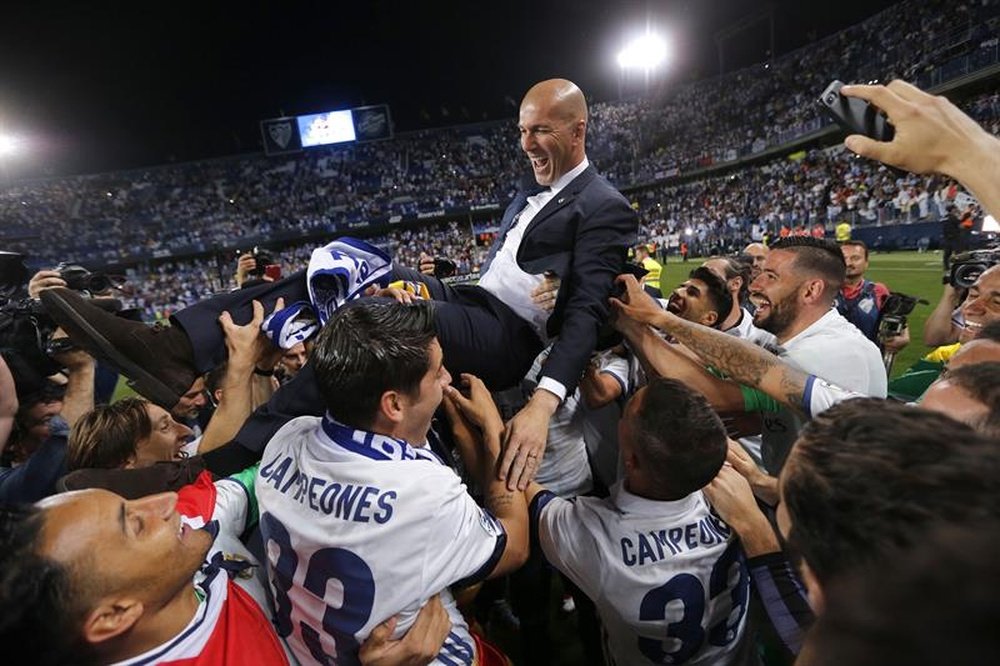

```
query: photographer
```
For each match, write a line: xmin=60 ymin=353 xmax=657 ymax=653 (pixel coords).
xmin=834 ymin=240 xmax=910 ymax=353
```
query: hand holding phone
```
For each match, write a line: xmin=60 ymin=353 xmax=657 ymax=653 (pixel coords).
xmin=818 ymin=80 xmax=895 ymax=142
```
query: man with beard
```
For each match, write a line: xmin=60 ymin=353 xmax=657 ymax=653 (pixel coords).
xmin=615 ymin=237 xmax=885 ymax=474
xmin=736 ymin=237 xmax=885 ymax=472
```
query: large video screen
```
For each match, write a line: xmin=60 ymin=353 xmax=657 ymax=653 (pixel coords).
xmin=297 ymin=110 xmax=357 ymax=147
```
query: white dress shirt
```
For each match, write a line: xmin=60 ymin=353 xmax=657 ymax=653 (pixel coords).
xmin=478 ymin=158 xmax=590 ymax=401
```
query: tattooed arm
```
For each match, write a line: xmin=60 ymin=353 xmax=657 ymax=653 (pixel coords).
xmin=610 ymin=275 xmax=812 ymax=415
xmin=617 ymin=314 xmax=746 ymax=411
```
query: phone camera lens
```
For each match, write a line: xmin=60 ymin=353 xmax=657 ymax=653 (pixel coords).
xmin=826 ymin=94 xmax=836 ymax=104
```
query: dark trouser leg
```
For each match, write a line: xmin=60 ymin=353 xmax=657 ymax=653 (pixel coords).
xmin=172 ymin=270 xmax=310 ymax=374
xmin=509 ymin=548 xmax=553 ymax=666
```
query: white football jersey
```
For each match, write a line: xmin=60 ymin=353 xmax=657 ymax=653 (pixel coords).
xmin=256 ymin=416 xmax=506 ymax=666
xmin=534 ymin=483 xmax=750 ymax=666
xmin=762 ymin=308 xmax=886 ymax=473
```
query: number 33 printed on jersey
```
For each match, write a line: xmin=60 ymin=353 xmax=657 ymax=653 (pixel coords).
xmin=262 ymin=512 xmax=375 ymax=666
xmin=639 ymin=541 xmax=749 ymax=664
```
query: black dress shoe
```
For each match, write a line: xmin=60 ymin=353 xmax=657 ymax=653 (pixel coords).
xmin=40 ymin=288 xmax=197 ymax=409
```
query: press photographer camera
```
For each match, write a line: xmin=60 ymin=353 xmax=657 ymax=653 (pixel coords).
xmin=876 ymin=291 xmax=927 ymax=374
xmin=948 ymin=245 xmax=1000 ymax=289
xmin=52 ymin=262 xmax=123 ymax=295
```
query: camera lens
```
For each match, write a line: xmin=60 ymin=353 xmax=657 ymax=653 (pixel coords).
xmin=826 ymin=94 xmax=836 ymax=104
xmin=954 ymin=263 xmax=985 ymax=289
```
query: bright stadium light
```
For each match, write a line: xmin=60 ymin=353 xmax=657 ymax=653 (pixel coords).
xmin=0 ymin=134 xmax=17 ymax=157
xmin=617 ymin=32 xmax=669 ymax=71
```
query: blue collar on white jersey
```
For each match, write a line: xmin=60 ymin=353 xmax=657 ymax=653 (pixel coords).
xmin=320 ymin=415 xmax=423 ymax=462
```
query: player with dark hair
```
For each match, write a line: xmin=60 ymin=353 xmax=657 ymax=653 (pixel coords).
xmin=523 ymin=378 xmax=750 ymax=665
xmin=0 ymin=477 xmax=288 ymax=665
xmin=255 ymin=299 xmax=527 ymax=666
xmin=777 ymin=399 xmax=1000 ymax=608
xmin=614 ymin=233 xmax=885 ymax=474
xmin=834 ymin=239 xmax=910 ymax=352
xmin=664 ymin=266 xmax=733 ymax=331
xmin=799 ymin=523 xmax=1000 ymax=666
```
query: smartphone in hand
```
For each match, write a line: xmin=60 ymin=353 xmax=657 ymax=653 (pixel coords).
xmin=818 ymin=80 xmax=895 ymax=142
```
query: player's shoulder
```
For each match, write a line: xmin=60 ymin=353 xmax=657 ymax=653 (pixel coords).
xmin=263 ymin=415 xmax=322 ymax=451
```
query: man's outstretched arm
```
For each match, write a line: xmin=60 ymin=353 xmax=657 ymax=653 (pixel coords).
xmin=610 ymin=275 xmax=860 ymax=416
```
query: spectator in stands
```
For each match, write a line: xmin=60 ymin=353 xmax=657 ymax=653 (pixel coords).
xmin=834 ymin=240 xmax=910 ymax=352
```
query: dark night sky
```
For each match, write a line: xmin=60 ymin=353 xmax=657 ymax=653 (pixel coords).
xmin=0 ymin=0 xmax=903 ymax=176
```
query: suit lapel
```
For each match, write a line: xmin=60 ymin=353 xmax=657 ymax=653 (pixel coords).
xmin=520 ymin=165 xmax=597 ymax=241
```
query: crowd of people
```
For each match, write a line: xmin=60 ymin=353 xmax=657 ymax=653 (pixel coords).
xmin=0 ymin=68 xmax=998 ymax=666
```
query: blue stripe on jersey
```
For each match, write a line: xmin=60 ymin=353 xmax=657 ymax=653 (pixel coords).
xmin=320 ymin=415 xmax=419 ymax=461
xmin=453 ymin=510 xmax=507 ymax=589
xmin=440 ymin=631 xmax=474 ymax=665
xmin=528 ymin=490 xmax=558 ymax=554
xmin=802 ymin=375 xmax=816 ymax=417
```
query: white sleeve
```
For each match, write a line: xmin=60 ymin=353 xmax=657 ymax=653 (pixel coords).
xmin=421 ymin=468 xmax=505 ymax=592
xmin=212 ymin=477 xmax=252 ymax=538
xmin=595 ymin=352 xmax=630 ymax=397
xmin=532 ymin=492 xmax=602 ymax=600
xmin=803 ymin=375 xmax=864 ymax=418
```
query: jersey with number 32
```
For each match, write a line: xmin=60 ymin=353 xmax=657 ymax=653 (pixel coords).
xmin=256 ymin=416 xmax=506 ymax=666
xmin=534 ymin=483 xmax=750 ymax=666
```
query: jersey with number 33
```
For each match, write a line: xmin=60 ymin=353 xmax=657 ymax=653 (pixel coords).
xmin=534 ymin=483 xmax=750 ymax=665
xmin=256 ymin=416 xmax=506 ymax=666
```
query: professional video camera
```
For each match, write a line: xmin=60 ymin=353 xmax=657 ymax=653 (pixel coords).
xmin=877 ymin=291 xmax=928 ymax=374
xmin=948 ymin=245 xmax=1000 ymax=289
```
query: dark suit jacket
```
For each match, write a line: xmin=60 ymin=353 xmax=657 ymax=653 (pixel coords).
xmin=481 ymin=164 xmax=638 ymax=393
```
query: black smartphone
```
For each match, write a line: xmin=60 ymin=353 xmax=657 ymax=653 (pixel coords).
xmin=818 ymin=80 xmax=895 ymax=142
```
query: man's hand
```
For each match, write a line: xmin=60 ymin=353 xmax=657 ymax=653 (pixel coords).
xmin=49 ymin=328 xmax=96 ymax=371
xmin=443 ymin=373 xmax=504 ymax=437
xmin=703 ymin=463 xmax=759 ymax=532
xmin=376 ymin=287 xmax=416 ymax=305
xmin=500 ymin=390 xmax=558 ymax=491
xmin=883 ymin=324 xmax=911 ymax=353
xmin=235 ymin=253 xmax=256 ymax=287
xmin=359 ymin=595 xmax=451 ymax=666
xmin=725 ymin=439 xmax=779 ymax=506
xmin=841 ymin=80 xmax=996 ymax=181
xmin=530 ymin=273 xmax=561 ymax=312
xmin=608 ymin=274 xmax=667 ymax=328
xmin=418 ymin=252 xmax=435 ymax=276
xmin=28 ymin=270 xmax=67 ymax=298
xmin=219 ymin=298 xmax=285 ymax=369
xmin=703 ymin=463 xmax=780 ymax=557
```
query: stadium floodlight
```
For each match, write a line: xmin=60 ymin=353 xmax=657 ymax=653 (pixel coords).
xmin=0 ymin=134 xmax=17 ymax=157
xmin=617 ymin=33 xmax=669 ymax=71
